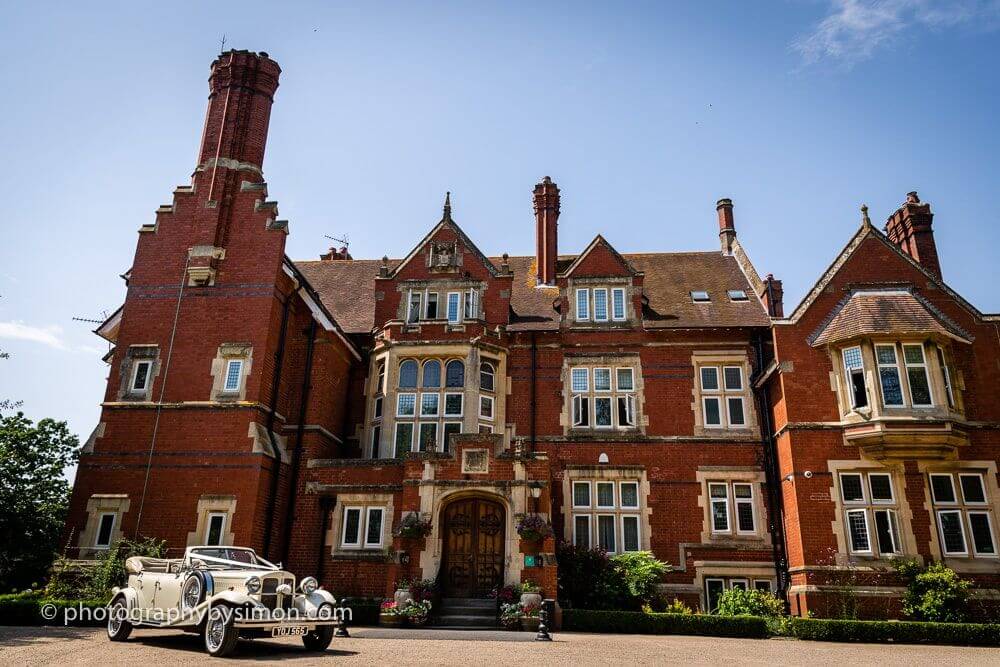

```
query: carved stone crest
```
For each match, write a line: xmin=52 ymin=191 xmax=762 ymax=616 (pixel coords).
xmin=428 ymin=241 xmax=460 ymax=272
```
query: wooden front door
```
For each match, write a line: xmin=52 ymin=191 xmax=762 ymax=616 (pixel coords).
xmin=441 ymin=498 xmax=505 ymax=598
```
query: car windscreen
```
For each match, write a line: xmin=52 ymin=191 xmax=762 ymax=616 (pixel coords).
xmin=190 ymin=548 xmax=259 ymax=566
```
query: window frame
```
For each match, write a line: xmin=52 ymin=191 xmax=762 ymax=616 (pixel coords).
xmin=596 ymin=513 xmax=617 ymax=553
xmin=419 ymin=392 xmax=440 ymax=417
xmin=443 ymin=392 xmax=464 ymax=417
xmin=842 ymin=346 xmax=868 ymax=410
xmin=446 ymin=292 xmax=461 ymax=323
xmin=479 ymin=395 xmax=494 ymax=421
xmin=936 ymin=509 xmax=968 ymax=556
xmin=709 ymin=482 xmax=731 ymax=534
xmin=875 ymin=343 xmax=905 ymax=408
xmin=396 ymin=392 xmax=416 ymax=417
xmin=936 ymin=346 xmax=956 ymax=409
xmin=364 ymin=507 xmax=385 ymax=548
xmin=619 ymin=481 xmax=639 ymax=509
xmin=370 ymin=424 xmax=382 ymax=459
xmin=620 ymin=514 xmax=641 ymax=552
xmin=593 ymin=288 xmax=609 ymax=322
xmin=959 ymin=474 xmax=988 ymax=506
xmin=340 ymin=506 xmax=364 ymax=548
xmin=223 ymin=359 xmax=244 ymax=393
xmin=130 ymin=359 xmax=152 ymax=393
xmin=480 ymin=361 xmax=496 ymax=393
xmin=407 ymin=290 xmax=423 ymax=324
xmin=611 ymin=288 xmax=627 ymax=321
xmin=845 ymin=507 xmax=873 ymax=555
xmin=573 ymin=514 xmax=592 ymax=548
xmin=968 ymin=511 xmax=997 ymax=557
xmin=575 ymin=288 xmax=590 ymax=321
xmin=94 ymin=512 xmax=116 ymax=549
xmin=595 ymin=481 xmax=616 ymax=509
xmin=393 ymin=422 xmax=414 ymax=457
xmin=204 ymin=512 xmax=227 ymax=546
xmin=425 ymin=291 xmax=439 ymax=319
xmin=930 ymin=473 xmax=958 ymax=505
xmin=867 ymin=473 xmax=895 ymax=504
xmin=733 ymin=483 xmax=756 ymax=535
xmin=902 ymin=344 xmax=934 ymax=407
xmin=572 ymin=481 xmax=592 ymax=509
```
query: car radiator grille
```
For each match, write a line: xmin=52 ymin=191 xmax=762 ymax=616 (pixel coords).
xmin=260 ymin=577 xmax=294 ymax=611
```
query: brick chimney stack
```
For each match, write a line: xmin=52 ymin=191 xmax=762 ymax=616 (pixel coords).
xmin=533 ymin=176 xmax=561 ymax=285
xmin=197 ymin=50 xmax=281 ymax=203
xmin=761 ymin=273 xmax=784 ymax=318
xmin=884 ymin=191 xmax=941 ymax=280
xmin=717 ymin=198 xmax=736 ymax=254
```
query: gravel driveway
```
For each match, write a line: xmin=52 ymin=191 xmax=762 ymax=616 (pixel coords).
xmin=1 ymin=626 xmax=999 ymax=665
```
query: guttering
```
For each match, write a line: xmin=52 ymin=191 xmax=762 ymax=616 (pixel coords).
xmin=751 ymin=329 xmax=790 ymax=608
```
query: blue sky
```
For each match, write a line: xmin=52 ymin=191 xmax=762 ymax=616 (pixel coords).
xmin=1 ymin=1 xmax=999 ymax=469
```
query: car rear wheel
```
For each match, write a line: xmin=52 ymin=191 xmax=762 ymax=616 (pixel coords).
xmin=106 ymin=597 xmax=132 ymax=642
xmin=204 ymin=605 xmax=239 ymax=657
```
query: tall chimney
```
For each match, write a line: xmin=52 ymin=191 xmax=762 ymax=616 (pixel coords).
xmin=717 ymin=198 xmax=736 ymax=254
xmin=197 ymin=50 xmax=281 ymax=205
xmin=884 ymin=191 xmax=941 ymax=280
xmin=533 ymin=176 xmax=561 ymax=285
xmin=761 ymin=273 xmax=784 ymax=318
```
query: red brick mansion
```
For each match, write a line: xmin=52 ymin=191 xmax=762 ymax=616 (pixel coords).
xmin=65 ymin=51 xmax=1000 ymax=618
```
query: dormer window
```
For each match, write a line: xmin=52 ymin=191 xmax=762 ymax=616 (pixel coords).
xmin=691 ymin=291 xmax=710 ymax=303
xmin=575 ymin=286 xmax=629 ymax=323
xmin=728 ymin=290 xmax=748 ymax=302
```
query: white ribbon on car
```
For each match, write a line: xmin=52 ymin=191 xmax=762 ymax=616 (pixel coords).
xmin=186 ymin=551 xmax=280 ymax=571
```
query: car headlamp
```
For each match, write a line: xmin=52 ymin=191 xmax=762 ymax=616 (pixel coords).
xmin=245 ymin=576 xmax=262 ymax=594
xmin=299 ymin=576 xmax=319 ymax=595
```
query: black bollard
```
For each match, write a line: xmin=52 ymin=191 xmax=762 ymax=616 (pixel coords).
xmin=535 ymin=600 xmax=552 ymax=641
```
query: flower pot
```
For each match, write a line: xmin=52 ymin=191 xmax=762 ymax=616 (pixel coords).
xmin=520 ymin=616 xmax=540 ymax=632
xmin=395 ymin=590 xmax=414 ymax=607
xmin=380 ymin=613 xmax=403 ymax=627
xmin=407 ymin=614 xmax=429 ymax=627
xmin=520 ymin=592 xmax=542 ymax=608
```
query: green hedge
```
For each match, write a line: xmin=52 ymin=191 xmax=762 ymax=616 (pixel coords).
xmin=788 ymin=617 xmax=1000 ymax=647
xmin=562 ymin=609 xmax=769 ymax=638
xmin=0 ymin=598 xmax=106 ymax=627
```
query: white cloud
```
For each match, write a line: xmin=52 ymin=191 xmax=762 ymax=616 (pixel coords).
xmin=0 ymin=321 xmax=69 ymax=351
xmin=793 ymin=0 xmax=1000 ymax=67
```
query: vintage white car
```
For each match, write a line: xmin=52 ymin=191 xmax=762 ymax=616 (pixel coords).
xmin=106 ymin=546 xmax=342 ymax=657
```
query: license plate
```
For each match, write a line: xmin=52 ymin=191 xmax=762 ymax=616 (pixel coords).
xmin=272 ymin=626 xmax=308 ymax=637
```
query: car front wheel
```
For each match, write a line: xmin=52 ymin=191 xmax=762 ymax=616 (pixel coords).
xmin=204 ymin=605 xmax=239 ymax=657
xmin=302 ymin=605 xmax=335 ymax=652
xmin=107 ymin=598 xmax=132 ymax=642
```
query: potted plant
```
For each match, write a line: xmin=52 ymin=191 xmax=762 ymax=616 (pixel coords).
xmin=519 ymin=580 xmax=543 ymax=608
xmin=519 ymin=601 xmax=541 ymax=632
xmin=499 ymin=602 xmax=521 ymax=630
xmin=402 ymin=599 xmax=432 ymax=626
xmin=394 ymin=513 xmax=433 ymax=540
xmin=489 ymin=583 xmax=521 ymax=605
xmin=516 ymin=514 xmax=553 ymax=544
xmin=379 ymin=599 xmax=403 ymax=627
xmin=394 ymin=577 xmax=414 ymax=606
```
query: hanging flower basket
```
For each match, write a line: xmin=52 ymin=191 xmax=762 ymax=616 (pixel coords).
xmin=516 ymin=514 xmax=553 ymax=543
xmin=394 ymin=513 xmax=432 ymax=539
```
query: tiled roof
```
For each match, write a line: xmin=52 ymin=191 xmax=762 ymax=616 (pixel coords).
xmin=293 ymin=251 xmax=769 ymax=334
xmin=809 ymin=290 xmax=973 ymax=346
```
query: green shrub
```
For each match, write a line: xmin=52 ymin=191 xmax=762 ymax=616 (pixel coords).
xmin=611 ymin=552 xmax=668 ymax=602
xmin=655 ymin=598 xmax=693 ymax=615
xmin=556 ymin=543 xmax=669 ymax=611
xmin=0 ymin=598 xmax=105 ymax=626
xmin=716 ymin=588 xmax=785 ymax=618
xmin=562 ymin=609 xmax=769 ymax=638
xmin=892 ymin=559 xmax=970 ymax=623
xmin=45 ymin=537 xmax=166 ymax=603
xmin=788 ymin=617 xmax=1000 ymax=647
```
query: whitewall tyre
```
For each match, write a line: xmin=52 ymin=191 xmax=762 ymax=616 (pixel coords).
xmin=204 ymin=605 xmax=239 ymax=657
xmin=107 ymin=598 xmax=132 ymax=642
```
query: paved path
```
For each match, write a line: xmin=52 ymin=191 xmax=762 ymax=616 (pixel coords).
xmin=1 ymin=626 xmax=999 ymax=665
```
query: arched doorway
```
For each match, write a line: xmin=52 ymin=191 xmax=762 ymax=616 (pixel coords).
xmin=440 ymin=496 xmax=505 ymax=598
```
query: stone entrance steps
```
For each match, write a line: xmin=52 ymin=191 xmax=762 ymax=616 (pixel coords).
xmin=434 ymin=597 xmax=497 ymax=628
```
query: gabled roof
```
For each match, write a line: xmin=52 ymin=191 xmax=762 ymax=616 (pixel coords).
xmin=808 ymin=289 xmax=974 ymax=347
xmin=782 ymin=215 xmax=991 ymax=325
xmin=559 ymin=235 xmax=641 ymax=278
xmin=293 ymin=250 xmax=769 ymax=333
xmin=386 ymin=197 xmax=499 ymax=279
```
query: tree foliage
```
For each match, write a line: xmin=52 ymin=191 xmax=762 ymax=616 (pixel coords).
xmin=716 ymin=587 xmax=785 ymax=618
xmin=556 ymin=542 xmax=669 ymax=610
xmin=0 ymin=412 xmax=80 ymax=592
